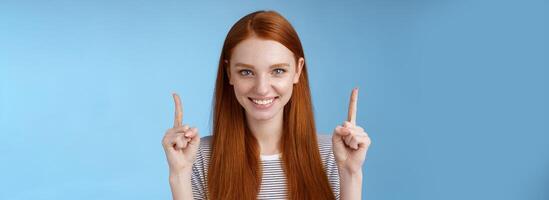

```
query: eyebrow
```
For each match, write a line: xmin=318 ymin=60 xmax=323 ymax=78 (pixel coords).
xmin=234 ymin=62 xmax=290 ymax=68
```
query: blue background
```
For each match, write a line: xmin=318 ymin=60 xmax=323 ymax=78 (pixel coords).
xmin=1 ymin=0 xmax=547 ymax=199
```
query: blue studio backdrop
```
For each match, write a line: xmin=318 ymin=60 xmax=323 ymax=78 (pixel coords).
xmin=1 ymin=0 xmax=547 ymax=199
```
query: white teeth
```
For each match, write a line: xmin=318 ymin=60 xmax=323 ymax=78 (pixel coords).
xmin=252 ymin=98 xmax=274 ymax=105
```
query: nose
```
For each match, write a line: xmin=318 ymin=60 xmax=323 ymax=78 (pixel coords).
xmin=253 ymin=74 xmax=270 ymax=96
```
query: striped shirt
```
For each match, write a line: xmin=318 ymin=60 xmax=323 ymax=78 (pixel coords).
xmin=191 ymin=134 xmax=341 ymax=199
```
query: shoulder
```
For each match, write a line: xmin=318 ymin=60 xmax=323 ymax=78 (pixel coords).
xmin=199 ymin=134 xmax=331 ymax=151
xmin=197 ymin=135 xmax=213 ymax=156
xmin=197 ymin=134 xmax=333 ymax=156
xmin=194 ymin=135 xmax=213 ymax=163
xmin=316 ymin=133 xmax=332 ymax=144
xmin=316 ymin=133 xmax=335 ymax=163
xmin=199 ymin=135 xmax=213 ymax=147
xmin=316 ymin=133 xmax=333 ymax=151
xmin=317 ymin=134 xmax=340 ymax=198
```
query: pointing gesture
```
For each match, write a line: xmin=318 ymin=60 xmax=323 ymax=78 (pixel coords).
xmin=162 ymin=93 xmax=201 ymax=175
xmin=173 ymin=93 xmax=183 ymax=128
xmin=347 ymin=87 xmax=358 ymax=125
xmin=332 ymin=88 xmax=372 ymax=174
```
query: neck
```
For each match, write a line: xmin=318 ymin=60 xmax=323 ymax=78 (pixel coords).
xmin=246 ymin=111 xmax=283 ymax=155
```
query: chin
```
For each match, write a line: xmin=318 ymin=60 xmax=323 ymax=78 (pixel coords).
xmin=247 ymin=111 xmax=277 ymax=121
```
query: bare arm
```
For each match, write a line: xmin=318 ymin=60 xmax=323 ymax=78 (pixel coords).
xmin=169 ymin=170 xmax=193 ymax=200
xmin=339 ymin=169 xmax=363 ymax=200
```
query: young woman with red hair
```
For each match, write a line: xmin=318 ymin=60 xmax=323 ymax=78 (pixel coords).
xmin=162 ymin=10 xmax=371 ymax=200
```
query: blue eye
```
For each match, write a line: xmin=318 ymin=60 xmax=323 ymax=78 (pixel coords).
xmin=273 ymin=68 xmax=286 ymax=74
xmin=239 ymin=69 xmax=253 ymax=76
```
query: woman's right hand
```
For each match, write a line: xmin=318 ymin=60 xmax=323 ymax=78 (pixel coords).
xmin=162 ymin=93 xmax=201 ymax=175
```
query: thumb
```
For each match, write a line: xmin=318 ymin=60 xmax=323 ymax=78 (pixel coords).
xmin=186 ymin=128 xmax=200 ymax=146
xmin=332 ymin=126 xmax=350 ymax=144
xmin=334 ymin=126 xmax=351 ymax=137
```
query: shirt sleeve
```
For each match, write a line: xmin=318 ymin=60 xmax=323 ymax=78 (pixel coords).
xmin=191 ymin=143 xmax=207 ymax=200
xmin=327 ymin=146 xmax=341 ymax=200
xmin=318 ymin=134 xmax=341 ymax=200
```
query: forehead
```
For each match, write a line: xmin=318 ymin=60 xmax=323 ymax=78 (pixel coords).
xmin=230 ymin=37 xmax=295 ymax=66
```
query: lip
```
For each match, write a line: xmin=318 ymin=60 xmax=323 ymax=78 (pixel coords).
xmin=248 ymin=96 xmax=278 ymax=110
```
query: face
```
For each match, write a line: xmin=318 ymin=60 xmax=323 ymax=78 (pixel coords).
xmin=226 ymin=37 xmax=304 ymax=122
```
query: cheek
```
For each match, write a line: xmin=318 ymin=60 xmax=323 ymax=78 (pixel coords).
xmin=233 ymin=80 xmax=253 ymax=95
xmin=272 ymin=77 xmax=294 ymax=95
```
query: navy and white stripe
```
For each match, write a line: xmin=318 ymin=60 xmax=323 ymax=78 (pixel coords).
xmin=191 ymin=134 xmax=340 ymax=199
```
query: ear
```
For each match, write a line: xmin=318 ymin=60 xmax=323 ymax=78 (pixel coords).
xmin=293 ymin=57 xmax=304 ymax=84
xmin=225 ymin=59 xmax=234 ymax=85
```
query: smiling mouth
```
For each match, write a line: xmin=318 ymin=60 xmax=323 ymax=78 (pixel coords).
xmin=248 ymin=97 xmax=279 ymax=105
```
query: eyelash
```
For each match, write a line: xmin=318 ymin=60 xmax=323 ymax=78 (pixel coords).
xmin=273 ymin=68 xmax=286 ymax=75
xmin=239 ymin=69 xmax=253 ymax=76
xmin=238 ymin=68 xmax=286 ymax=76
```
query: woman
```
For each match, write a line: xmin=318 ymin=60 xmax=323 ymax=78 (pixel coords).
xmin=162 ymin=10 xmax=371 ymax=200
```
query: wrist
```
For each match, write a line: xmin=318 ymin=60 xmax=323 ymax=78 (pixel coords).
xmin=169 ymin=170 xmax=192 ymax=183
xmin=339 ymin=169 xmax=363 ymax=200
xmin=170 ymin=166 xmax=193 ymax=175
xmin=338 ymin=167 xmax=363 ymax=179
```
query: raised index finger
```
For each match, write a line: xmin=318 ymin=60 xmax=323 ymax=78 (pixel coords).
xmin=172 ymin=93 xmax=183 ymax=128
xmin=347 ymin=88 xmax=359 ymax=125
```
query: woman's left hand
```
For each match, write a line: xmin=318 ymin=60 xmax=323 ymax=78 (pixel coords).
xmin=332 ymin=88 xmax=372 ymax=174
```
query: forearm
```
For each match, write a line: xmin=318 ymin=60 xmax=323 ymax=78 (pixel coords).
xmin=339 ymin=169 xmax=363 ymax=200
xmin=169 ymin=171 xmax=194 ymax=200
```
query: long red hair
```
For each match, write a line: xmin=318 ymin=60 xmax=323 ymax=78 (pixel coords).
xmin=208 ymin=10 xmax=336 ymax=200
